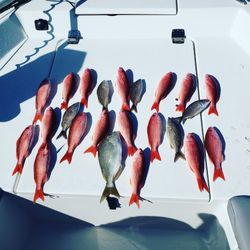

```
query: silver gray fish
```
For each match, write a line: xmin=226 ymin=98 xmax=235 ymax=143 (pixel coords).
xmin=98 ymin=131 xmax=124 ymax=202
xmin=178 ymin=99 xmax=210 ymax=124
xmin=56 ymin=102 xmax=80 ymax=139
xmin=97 ymin=80 xmax=113 ymax=110
xmin=129 ymin=79 xmax=144 ymax=113
xmin=167 ymin=117 xmax=185 ymax=162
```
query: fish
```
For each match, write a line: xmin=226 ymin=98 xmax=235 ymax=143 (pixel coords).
xmin=129 ymin=79 xmax=144 ymax=113
xmin=56 ymin=102 xmax=80 ymax=139
xmin=12 ymin=125 xmax=35 ymax=175
xmin=97 ymin=80 xmax=113 ymax=110
xmin=41 ymin=107 xmax=57 ymax=145
xmin=84 ymin=109 xmax=110 ymax=157
xmin=129 ymin=148 xmax=145 ymax=208
xmin=80 ymin=68 xmax=93 ymax=108
xmin=205 ymin=74 xmax=220 ymax=116
xmin=118 ymin=110 xmax=137 ymax=156
xmin=33 ymin=79 xmax=52 ymax=124
xmin=98 ymin=132 xmax=124 ymax=202
xmin=60 ymin=72 xmax=78 ymax=110
xmin=166 ymin=117 xmax=185 ymax=162
xmin=177 ymin=99 xmax=210 ymax=124
xmin=204 ymin=127 xmax=225 ymax=181
xmin=116 ymin=67 xmax=130 ymax=111
xmin=147 ymin=113 xmax=163 ymax=162
xmin=60 ymin=112 xmax=87 ymax=164
xmin=184 ymin=133 xmax=209 ymax=193
xmin=151 ymin=72 xmax=174 ymax=112
xmin=176 ymin=73 xmax=196 ymax=113
xmin=33 ymin=143 xmax=50 ymax=203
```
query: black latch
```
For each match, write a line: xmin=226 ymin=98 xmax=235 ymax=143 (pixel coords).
xmin=68 ymin=30 xmax=82 ymax=44
xmin=35 ymin=19 xmax=49 ymax=31
xmin=172 ymin=29 xmax=186 ymax=44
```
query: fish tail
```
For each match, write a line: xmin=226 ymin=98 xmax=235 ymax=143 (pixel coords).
xmin=128 ymin=146 xmax=137 ymax=157
xmin=130 ymin=104 xmax=138 ymax=113
xmin=12 ymin=163 xmax=23 ymax=176
xmin=32 ymin=112 xmax=43 ymax=124
xmin=60 ymin=151 xmax=73 ymax=164
xmin=150 ymin=150 xmax=161 ymax=162
xmin=100 ymin=183 xmax=120 ymax=203
xmin=81 ymin=97 xmax=88 ymax=108
xmin=174 ymin=151 xmax=186 ymax=162
xmin=33 ymin=189 xmax=45 ymax=203
xmin=60 ymin=101 xmax=68 ymax=110
xmin=122 ymin=102 xmax=130 ymax=111
xmin=213 ymin=167 xmax=225 ymax=182
xmin=129 ymin=193 xmax=140 ymax=208
xmin=56 ymin=130 xmax=67 ymax=140
xmin=175 ymin=104 xmax=185 ymax=113
xmin=197 ymin=177 xmax=210 ymax=193
xmin=208 ymin=105 xmax=219 ymax=116
xmin=151 ymin=102 xmax=159 ymax=112
xmin=84 ymin=145 xmax=97 ymax=157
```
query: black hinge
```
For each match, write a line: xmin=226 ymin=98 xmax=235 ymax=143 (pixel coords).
xmin=67 ymin=29 xmax=82 ymax=44
xmin=172 ymin=29 xmax=186 ymax=44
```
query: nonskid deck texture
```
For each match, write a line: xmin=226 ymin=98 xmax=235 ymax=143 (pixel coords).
xmin=1 ymin=0 xmax=250 ymax=248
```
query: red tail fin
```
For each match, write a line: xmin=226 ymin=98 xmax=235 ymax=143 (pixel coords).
xmin=128 ymin=146 xmax=137 ymax=156
xmin=60 ymin=101 xmax=68 ymax=110
xmin=80 ymin=97 xmax=88 ymax=108
xmin=12 ymin=163 xmax=23 ymax=176
xmin=150 ymin=150 xmax=161 ymax=162
xmin=33 ymin=189 xmax=44 ymax=203
xmin=176 ymin=103 xmax=185 ymax=113
xmin=151 ymin=102 xmax=159 ymax=112
xmin=129 ymin=193 xmax=140 ymax=208
xmin=84 ymin=145 xmax=97 ymax=157
xmin=213 ymin=167 xmax=225 ymax=182
xmin=197 ymin=177 xmax=210 ymax=193
xmin=60 ymin=151 xmax=73 ymax=164
xmin=122 ymin=103 xmax=130 ymax=111
xmin=208 ymin=105 xmax=219 ymax=116
xmin=32 ymin=112 xmax=43 ymax=124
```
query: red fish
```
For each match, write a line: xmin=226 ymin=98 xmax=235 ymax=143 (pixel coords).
xmin=129 ymin=148 xmax=145 ymax=208
xmin=118 ymin=110 xmax=137 ymax=156
xmin=151 ymin=72 xmax=174 ymax=112
xmin=33 ymin=143 xmax=50 ymax=203
xmin=33 ymin=79 xmax=52 ymax=124
xmin=41 ymin=107 xmax=57 ymax=145
xmin=204 ymin=127 xmax=225 ymax=181
xmin=147 ymin=113 xmax=163 ymax=162
xmin=84 ymin=109 xmax=109 ymax=157
xmin=12 ymin=125 xmax=35 ymax=176
xmin=60 ymin=72 xmax=77 ymax=110
xmin=60 ymin=112 xmax=87 ymax=164
xmin=80 ymin=68 xmax=93 ymax=108
xmin=176 ymin=73 xmax=196 ymax=113
xmin=116 ymin=67 xmax=130 ymax=111
xmin=205 ymin=74 xmax=220 ymax=116
xmin=184 ymin=133 xmax=209 ymax=193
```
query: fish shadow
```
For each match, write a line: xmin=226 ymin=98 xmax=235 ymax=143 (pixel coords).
xmin=166 ymin=72 xmax=177 ymax=96
xmin=51 ymin=107 xmax=61 ymax=141
xmin=213 ymin=127 xmax=226 ymax=161
xmin=188 ymin=74 xmax=198 ymax=101
xmin=108 ymin=110 xmax=116 ymax=133
xmin=106 ymin=197 xmax=121 ymax=210
xmin=82 ymin=112 xmax=92 ymax=141
xmin=47 ymin=141 xmax=57 ymax=180
xmin=191 ymin=133 xmax=205 ymax=175
xmin=158 ymin=112 xmax=166 ymax=144
xmin=90 ymin=68 xmax=98 ymax=94
xmin=126 ymin=69 xmax=134 ymax=84
xmin=208 ymin=74 xmax=221 ymax=102
xmin=30 ymin=125 xmax=40 ymax=153
xmin=129 ymin=111 xmax=138 ymax=142
xmin=71 ymin=72 xmax=80 ymax=100
xmin=49 ymin=80 xmax=58 ymax=108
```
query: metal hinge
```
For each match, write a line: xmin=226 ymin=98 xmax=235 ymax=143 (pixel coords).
xmin=67 ymin=29 xmax=82 ymax=44
xmin=172 ymin=29 xmax=186 ymax=44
